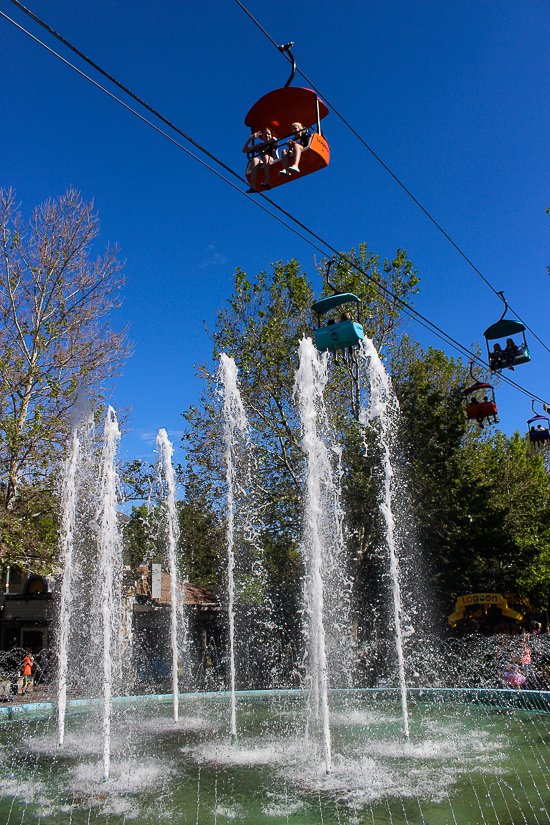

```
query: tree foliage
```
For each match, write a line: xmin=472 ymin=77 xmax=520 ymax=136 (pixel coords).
xmin=182 ymin=246 xmax=419 ymax=602
xmin=182 ymin=247 xmax=550 ymax=627
xmin=394 ymin=342 xmax=550 ymax=608
xmin=0 ymin=189 xmax=132 ymax=570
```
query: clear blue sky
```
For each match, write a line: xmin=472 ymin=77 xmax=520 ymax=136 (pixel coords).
xmin=1 ymin=0 xmax=549 ymax=467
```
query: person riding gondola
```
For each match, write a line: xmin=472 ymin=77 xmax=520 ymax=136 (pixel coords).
xmin=243 ymin=127 xmax=279 ymax=192
xmin=504 ymin=338 xmax=518 ymax=370
xmin=526 ymin=405 xmax=550 ymax=448
xmin=243 ymin=45 xmax=330 ymax=193
xmin=484 ymin=295 xmax=530 ymax=372
xmin=278 ymin=122 xmax=311 ymax=177
xmin=463 ymin=372 xmax=498 ymax=429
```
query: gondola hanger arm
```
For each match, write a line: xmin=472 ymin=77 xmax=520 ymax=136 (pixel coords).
xmin=496 ymin=291 xmax=508 ymax=323
xmin=278 ymin=42 xmax=296 ymax=87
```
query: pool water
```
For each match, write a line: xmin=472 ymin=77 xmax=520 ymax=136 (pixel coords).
xmin=1 ymin=692 xmax=549 ymax=824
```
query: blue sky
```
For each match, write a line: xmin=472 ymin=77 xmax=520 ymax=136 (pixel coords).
xmin=1 ymin=0 xmax=548 ymax=468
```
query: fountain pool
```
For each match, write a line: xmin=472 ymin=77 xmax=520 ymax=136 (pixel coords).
xmin=3 ymin=344 xmax=549 ymax=824
xmin=2 ymin=688 xmax=550 ymax=824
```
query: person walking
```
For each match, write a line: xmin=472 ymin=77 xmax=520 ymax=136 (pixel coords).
xmin=22 ymin=653 xmax=33 ymax=694
xmin=521 ymin=638 xmax=538 ymax=688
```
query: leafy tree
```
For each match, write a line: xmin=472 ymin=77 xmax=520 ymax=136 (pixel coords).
xmin=465 ymin=432 xmax=550 ymax=597
xmin=182 ymin=245 xmax=550 ymax=655
xmin=123 ymin=503 xmax=164 ymax=571
xmin=393 ymin=341 xmax=550 ymax=612
xmin=181 ymin=247 xmax=419 ymax=651
xmin=121 ymin=463 xmax=224 ymax=589
xmin=178 ymin=496 xmax=224 ymax=590
xmin=0 ymin=189 xmax=132 ymax=570
xmin=183 ymin=249 xmax=417 ymax=559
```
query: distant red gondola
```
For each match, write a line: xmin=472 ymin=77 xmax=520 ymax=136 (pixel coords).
xmin=463 ymin=381 xmax=498 ymax=429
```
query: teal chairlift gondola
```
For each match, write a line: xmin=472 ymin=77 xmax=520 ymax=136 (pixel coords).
xmin=311 ymin=263 xmax=365 ymax=421
xmin=311 ymin=293 xmax=364 ymax=354
xmin=484 ymin=294 xmax=530 ymax=372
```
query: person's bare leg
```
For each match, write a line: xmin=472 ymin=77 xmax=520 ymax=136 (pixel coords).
xmin=247 ymin=158 xmax=261 ymax=192
xmin=279 ymin=148 xmax=291 ymax=176
xmin=261 ymin=157 xmax=272 ymax=189
xmin=289 ymin=143 xmax=303 ymax=172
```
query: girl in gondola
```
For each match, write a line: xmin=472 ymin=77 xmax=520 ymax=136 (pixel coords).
xmin=243 ymin=127 xmax=279 ymax=192
xmin=279 ymin=122 xmax=310 ymax=177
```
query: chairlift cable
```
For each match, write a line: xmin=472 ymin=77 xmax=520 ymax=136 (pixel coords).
xmin=2 ymin=7 xmax=548 ymax=410
xmin=1 ymin=5 xmax=341 ymax=257
xmin=5 ymin=0 xmax=247 ymax=188
xmin=232 ymin=0 xmax=550 ymax=358
xmin=0 ymin=11 xmax=325 ymax=253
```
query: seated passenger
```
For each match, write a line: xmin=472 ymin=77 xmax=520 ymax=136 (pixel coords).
xmin=243 ymin=128 xmax=279 ymax=192
xmin=504 ymin=338 xmax=518 ymax=370
xmin=489 ymin=343 xmax=503 ymax=370
xmin=279 ymin=123 xmax=311 ymax=177
xmin=467 ymin=398 xmax=484 ymax=427
xmin=340 ymin=311 xmax=352 ymax=322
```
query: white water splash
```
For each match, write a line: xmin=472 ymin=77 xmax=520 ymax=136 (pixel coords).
xmin=57 ymin=390 xmax=94 ymax=747
xmin=218 ymin=353 xmax=250 ymax=742
xmin=96 ymin=406 xmax=123 ymax=779
xmin=359 ymin=337 xmax=410 ymax=738
xmin=156 ymin=428 xmax=184 ymax=722
xmin=294 ymin=337 xmax=340 ymax=774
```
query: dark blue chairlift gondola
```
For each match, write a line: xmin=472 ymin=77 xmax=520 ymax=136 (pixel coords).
xmin=311 ymin=293 xmax=364 ymax=354
xmin=527 ymin=401 xmax=550 ymax=446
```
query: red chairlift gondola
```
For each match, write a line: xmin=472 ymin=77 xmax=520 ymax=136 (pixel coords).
xmin=243 ymin=44 xmax=330 ymax=193
xmin=463 ymin=364 xmax=498 ymax=428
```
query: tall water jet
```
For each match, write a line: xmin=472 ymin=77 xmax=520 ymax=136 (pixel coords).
xmin=96 ymin=405 xmax=123 ymax=780
xmin=57 ymin=391 xmax=93 ymax=747
xmin=156 ymin=428 xmax=183 ymax=722
xmin=294 ymin=336 xmax=340 ymax=774
xmin=218 ymin=353 xmax=249 ymax=744
xmin=359 ymin=336 xmax=410 ymax=738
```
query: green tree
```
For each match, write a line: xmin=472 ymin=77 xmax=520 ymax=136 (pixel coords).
xmin=394 ymin=341 xmax=550 ymax=611
xmin=182 ymin=246 xmax=419 ymax=641
xmin=183 ymin=249 xmax=418 ymax=559
xmin=0 ymin=189 xmax=132 ymax=571
xmin=123 ymin=504 xmax=164 ymax=571
xmin=178 ymin=496 xmax=224 ymax=590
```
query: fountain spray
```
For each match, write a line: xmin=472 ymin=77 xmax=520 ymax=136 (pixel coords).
xmin=359 ymin=337 xmax=410 ymax=738
xmin=57 ymin=391 xmax=93 ymax=747
xmin=156 ymin=428 xmax=183 ymax=722
xmin=218 ymin=353 xmax=250 ymax=745
xmin=96 ymin=406 xmax=123 ymax=779
xmin=294 ymin=337 xmax=335 ymax=774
